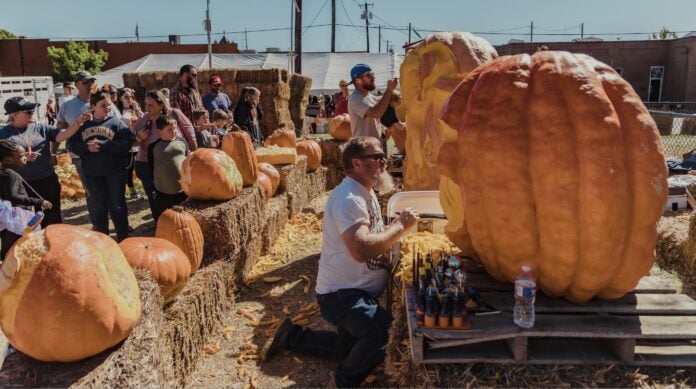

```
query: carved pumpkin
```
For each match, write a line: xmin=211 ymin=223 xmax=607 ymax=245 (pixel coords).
xmin=179 ymin=148 xmax=243 ymax=201
xmin=258 ymin=162 xmax=280 ymax=194
xmin=155 ymin=206 xmax=204 ymax=273
xmin=257 ymin=172 xmax=274 ymax=198
xmin=328 ymin=114 xmax=352 ymax=141
xmin=0 ymin=225 xmax=141 ymax=362
xmin=439 ymin=50 xmax=668 ymax=303
xmin=264 ymin=128 xmax=297 ymax=148
xmin=221 ymin=130 xmax=258 ymax=187
xmin=119 ymin=237 xmax=191 ymax=304
xmin=296 ymin=139 xmax=322 ymax=170
xmin=400 ymin=32 xmax=498 ymax=190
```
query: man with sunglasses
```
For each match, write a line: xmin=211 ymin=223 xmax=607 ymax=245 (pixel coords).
xmin=263 ymin=136 xmax=418 ymax=388
xmin=169 ymin=64 xmax=204 ymax=122
xmin=347 ymin=64 xmax=398 ymax=144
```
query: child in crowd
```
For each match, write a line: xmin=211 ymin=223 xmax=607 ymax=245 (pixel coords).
xmin=192 ymin=109 xmax=217 ymax=148
xmin=147 ymin=116 xmax=189 ymax=220
xmin=211 ymin=109 xmax=230 ymax=141
xmin=0 ymin=140 xmax=52 ymax=258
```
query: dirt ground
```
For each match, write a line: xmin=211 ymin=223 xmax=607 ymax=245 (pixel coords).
xmin=60 ymin=197 xmax=696 ymax=388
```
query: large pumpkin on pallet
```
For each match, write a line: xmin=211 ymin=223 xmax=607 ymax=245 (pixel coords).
xmin=156 ymin=206 xmax=204 ymax=273
xmin=120 ymin=237 xmax=191 ymax=304
xmin=328 ymin=114 xmax=351 ymax=141
xmin=439 ymin=50 xmax=668 ymax=304
xmin=221 ymin=130 xmax=258 ymax=187
xmin=400 ymin=32 xmax=498 ymax=190
xmin=296 ymin=139 xmax=322 ymax=170
xmin=179 ymin=148 xmax=243 ymax=201
xmin=0 ymin=225 xmax=141 ymax=362
xmin=264 ymin=128 xmax=297 ymax=148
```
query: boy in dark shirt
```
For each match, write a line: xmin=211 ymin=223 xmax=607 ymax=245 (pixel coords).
xmin=0 ymin=140 xmax=52 ymax=258
xmin=147 ymin=116 xmax=190 ymax=220
xmin=192 ymin=109 xmax=217 ymax=148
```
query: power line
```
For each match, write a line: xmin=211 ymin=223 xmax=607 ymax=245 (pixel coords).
xmin=303 ymin=0 xmax=329 ymax=35
xmin=339 ymin=0 xmax=361 ymax=30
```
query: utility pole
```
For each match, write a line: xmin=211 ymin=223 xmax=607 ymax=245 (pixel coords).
xmin=331 ymin=0 xmax=336 ymax=53
xmin=408 ymin=22 xmax=412 ymax=44
xmin=361 ymin=2 xmax=373 ymax=52
xmin=530 ymin=21 xmax=534 ymax=43
xmin=244 ymin=27 xmax=248 ymax=50
xmin=205 ymin=0 xmax=212 ymax=68
xmin=378 ymin=25 xmax=381 ymax=52
xmin=386 ymin=40 xmax=391 ymax=53
xmin=295 ymin=0 xmax=302 ymax=73
xmin=580 ymin=22 xmax=584 ymax=38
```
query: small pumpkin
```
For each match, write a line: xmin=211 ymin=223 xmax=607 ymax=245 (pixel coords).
xmin=257 ymin=172 xmax=274 ymax=198
xmin=119 ymin=237 xmax=191 ymax=304
xmin=328 ymin=114 xmax=351 ymax=141
xmin=55 ymin=153 xmax=72 ymax=166
xmin=258 ymin=162 xmax=280 ymax=194
xmin=221 ymin=130 xmax=258 ymax=187
xmin=264 ymin=128 xmax=297 ymax=148
xmin=0 ymin=225 xmax=141 ymax=362
xmin=155 ymin=206 xmax=204 ymax=273
xmin=179 ymin=148 xmax=243 ymax=201
xmin=296 ymin=139 xmax=322 ymax=171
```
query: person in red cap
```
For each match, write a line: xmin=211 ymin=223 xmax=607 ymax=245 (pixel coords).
xmin=202 ymin=75 xmax=233 ymax=118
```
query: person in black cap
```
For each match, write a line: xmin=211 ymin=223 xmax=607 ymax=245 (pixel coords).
xmin=0 ymin=96 xmax=87 ymax=227
xmin=347 ymin=64 xmax=398 ymax=145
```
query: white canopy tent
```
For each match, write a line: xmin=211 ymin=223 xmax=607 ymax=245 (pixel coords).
xmin=94 ymin=53 xmax=404 ymax=94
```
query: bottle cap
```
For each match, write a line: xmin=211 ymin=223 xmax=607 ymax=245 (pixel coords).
xmin=521 ymin=265 xmax=531 ymax=272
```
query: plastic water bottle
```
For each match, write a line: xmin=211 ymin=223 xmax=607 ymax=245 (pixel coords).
xmin=513 ymin=265 xmax=536 ymax=328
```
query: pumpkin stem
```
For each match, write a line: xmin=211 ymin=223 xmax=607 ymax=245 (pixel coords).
xmin=171 ymin=205 xmax=184 ymax=213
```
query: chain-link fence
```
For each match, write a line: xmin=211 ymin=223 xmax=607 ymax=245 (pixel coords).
xmin=649 ymin=108 xmax=696 ymax=158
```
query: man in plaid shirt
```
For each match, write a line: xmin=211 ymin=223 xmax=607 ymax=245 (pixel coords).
xmin=169 ymin=64 xmax=203 ymax=122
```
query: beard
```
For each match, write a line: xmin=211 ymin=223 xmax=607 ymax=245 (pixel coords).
xmin=373 ymin=170 xmax=395 ymax=195
xmin=364 ymin=81 xmax=376 ymax=91
xmin=187 ymin=77 xmax=198 ymax=90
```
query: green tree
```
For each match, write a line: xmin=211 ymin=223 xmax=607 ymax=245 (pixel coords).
xmin=0 ymin=28 xmax=16 ymax=40
xmin=46 ymin=41 xmax=108 ymax=82
xmin=651 ymin=26 xmax=678 ymax=40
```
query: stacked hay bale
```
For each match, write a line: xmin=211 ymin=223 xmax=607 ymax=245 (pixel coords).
xmin=289 ymin=73 xmax=313 ymax=136
xmin=318 ymin=139 xmax=346 ymax=188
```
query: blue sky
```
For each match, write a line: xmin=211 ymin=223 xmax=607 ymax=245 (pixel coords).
xmin=2 ymin=0 xmax=695 ymax=52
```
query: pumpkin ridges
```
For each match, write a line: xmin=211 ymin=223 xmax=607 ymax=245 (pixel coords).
xmin=155 ymin=207 xmax=204 ymax=273
xmin=296 ymin=139 xmax=322 ymax=170
xmin=258 ymin=162 xmax=280 ymax=194
xmin=221 ymin=131 xmax=259 ymax=186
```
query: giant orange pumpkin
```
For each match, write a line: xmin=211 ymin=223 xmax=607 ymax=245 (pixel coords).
xmin=179 ymin=148 xmax=243 ymax=201
xmin=258 ymin=162 xmax=280 ymax=194
xmin=439 ymin=51 xmax=668 ymax=303
xmin=155 ymin=206 xmax=204 ymax=273
xmin=257 ymin=172 xmax=274 ymax=198
xmin=296 ymin=139 xmax=322 ymax=170
xmin=264 ymin=128 xmax=297 ymax=148
xmin=0 ymin=225 xmax=141 ymax=362
xmin=221 ymin=130 xmax=258 ymax=187
xmin=328 ymin=114 xmax=351 ymax=141
xmin=400 ymin=32 xmax=498 ymax=190
xmin=119 ymin=237 xmax=191 ymax=304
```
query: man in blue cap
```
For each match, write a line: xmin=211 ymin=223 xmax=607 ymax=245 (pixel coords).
xmin=347 ymin=64 xmax=398 ymax=143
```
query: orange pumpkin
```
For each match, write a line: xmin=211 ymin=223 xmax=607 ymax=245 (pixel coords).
xmin=258 ymin=162 xmax=280 ymax=194
xmin=155 ymin=206 xmax=204 ymax=273
xmin=0 ymin=225 xmax=141 ymax=362
xmin=439 ymin=50 xmax=668 ymax=303
xmin=221 ymin=130 xmax=258 ymax=187
xmin=296 ymin=139 xmax=322 ymax=170
xmin=257 ymin=172 xmax=274 ymax=198
xmin=179 ymin=148 xmax=243 ymax=201
xmin=264 ymin=128 xmax=297 ymax=148
xmin=119 ymin=237 xmax=191 ymax=304
xmin=328 ymin=114 xmax=351 ymax=141
xmin=55 ymin=153 xmax=72 ymax=166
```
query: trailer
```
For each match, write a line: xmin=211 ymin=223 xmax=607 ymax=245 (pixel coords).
xmin=0 ymin=76 xmax=54 ymax=124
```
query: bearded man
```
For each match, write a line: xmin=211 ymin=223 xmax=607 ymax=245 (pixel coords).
xmin=262 ymin=136 xmax=418 ymax=388
xmin=347 ymin=64 xmax=398 ymax=144
xmin=169 ymin=64 xmax=204 ymax=122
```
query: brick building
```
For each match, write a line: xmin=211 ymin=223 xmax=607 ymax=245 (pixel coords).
xmin=0 ymin=38 xmax=239 ymax=79
xmin=496 ymin=35 xmax=696 ymax=102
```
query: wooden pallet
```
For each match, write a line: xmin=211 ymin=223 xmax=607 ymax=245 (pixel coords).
xmin=404 ymin=261 xmax=696 ymax=366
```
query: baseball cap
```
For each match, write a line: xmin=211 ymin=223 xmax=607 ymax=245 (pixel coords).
xmin=74 ymin=70 xmax=96 ymax=83
xmin=348 ymin=64 xmax=372 ymax=85
xmin=4 ymin=96 xmax=40 ymax=114
xmin=209 ymin=75 xmax=223 ymax=86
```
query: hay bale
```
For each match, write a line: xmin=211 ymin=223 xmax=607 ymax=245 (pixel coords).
xmin=184 ymin=186 xmax=266 ymax=270
xmin=260 ymin=193 xmax=290 ymax=256
xmin=289 ymin=74 xmax=312 ymax=134
xmin=305 ymin=166 xmax=328 ymax=203
xmin=162 ymin=261 xmax=236 ymax=387
xmin=326 ymin=165 xmax=345 ymax=190
xmin=0 ymin=270 xmax=173 ymax=388
xmin=277 ymin=156 xmax=310 ymax=215
xmin=319 ymin=139 xmax=346 ymax=169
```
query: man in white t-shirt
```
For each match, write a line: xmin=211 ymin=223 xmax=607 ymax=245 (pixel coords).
xmin=262 ymin=136 xmax=418 ymax=388
xmin=347 ymin=64 xmax=398 ymax=142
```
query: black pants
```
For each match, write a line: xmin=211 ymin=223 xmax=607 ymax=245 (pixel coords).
xmin=154 ymin=190 xmax=187 ymax=221
xmin=0 ymin=229 xmax=21 ymax=260
xmin=126 ymin=151 xmax=137 ymax=190
xmin=82 ymin=170 xmax=130 ymax=239
xmin=26 ymin=174 xmax=62 ymax=228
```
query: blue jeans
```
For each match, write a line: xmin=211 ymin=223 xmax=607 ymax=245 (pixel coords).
xmin=81 ymin=170 xmax=130 ymax=239
xmin=286 ymin=288 xmax=392 ymax=388
xmin=134 ymin=161 xmax=157 ymax=220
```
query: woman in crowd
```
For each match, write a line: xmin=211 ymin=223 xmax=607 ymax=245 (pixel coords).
xmin=133 ymin=89 xmax=197 ymax=218
xmin=116 ymin=88 xmax=144 ymax=200
xmin=67 ymin=92 xmax=132 ymax=242
xmin=233 ymin=87 xmax=264 ymax=146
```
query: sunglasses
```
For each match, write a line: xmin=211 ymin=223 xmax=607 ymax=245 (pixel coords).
xmin=360 ymin=152 xmax=386 ymax=161
xmin=360 ymin=72 xmax=375 ymax=79
xmin=81 ymin=79 xmax=95 ymax=85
